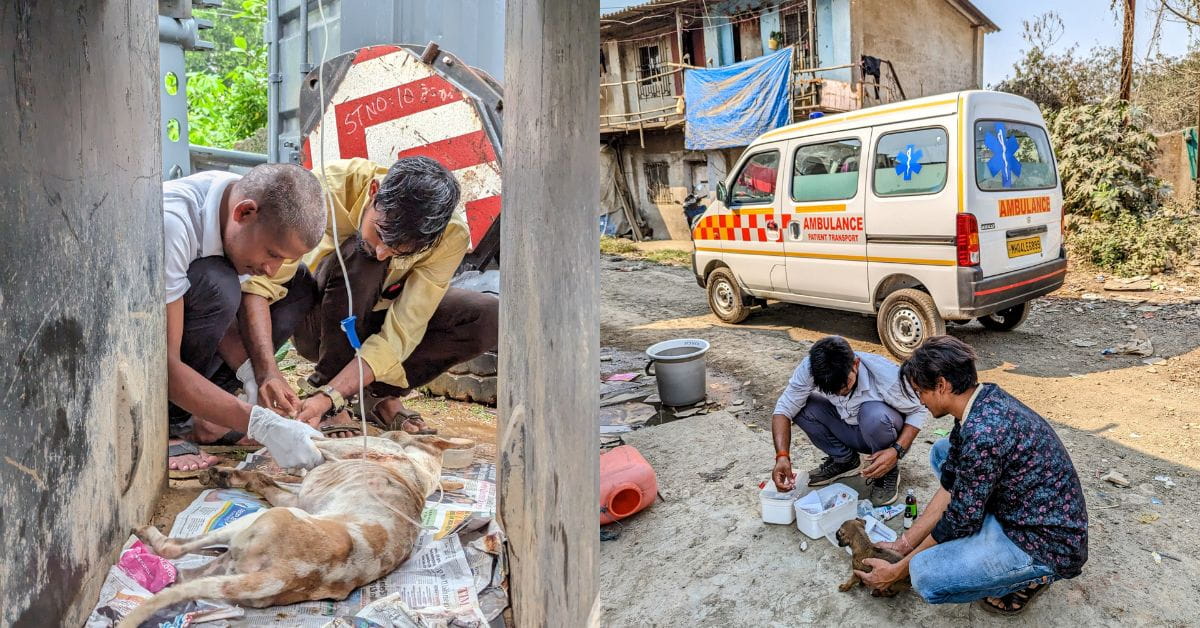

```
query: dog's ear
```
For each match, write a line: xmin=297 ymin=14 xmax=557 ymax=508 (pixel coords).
xmin=855 ymin=517 xmax=866 ymax=525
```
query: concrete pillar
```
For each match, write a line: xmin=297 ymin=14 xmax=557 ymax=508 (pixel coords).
xmin=0 ymin=2 xmax=165 ymax=624
xmin=499 ymin=0 xmax=599 ymax=625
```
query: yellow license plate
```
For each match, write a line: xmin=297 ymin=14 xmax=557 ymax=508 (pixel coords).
xmin=1007 ymin=236 xmax=1042 ymax=258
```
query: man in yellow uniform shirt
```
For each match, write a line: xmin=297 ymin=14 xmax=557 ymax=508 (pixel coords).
xmin=236 ymin=156 xmax=498 ymax=433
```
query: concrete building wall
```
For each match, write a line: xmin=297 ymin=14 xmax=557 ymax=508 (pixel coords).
xmin=618 ymin=133 xmax=696 ymax=240
xmin=601 ymin=40 xmax=628 ymax=121
xmin=615 ymin=34 xmax=678 ymax=121
xmin=816 ymin=0 xmax=852 ymax=82
xmin=0 ymin=2 xmax=166 ymax=624
xmin=737 ymin=15 xmax=763 ymax=61
xmin=1154 ymin=130 xmax=1198 ymax=201
xmin=853 ymin=0 xmax=981 ymax=97
xmin=615 ymin=133 xmax=745 ymax=240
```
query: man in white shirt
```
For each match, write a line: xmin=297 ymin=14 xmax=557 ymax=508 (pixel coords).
xmin=770 ymin=336 xmax=930 ymax=505
xmin=163 ymin=163 xmax=328 ymax=473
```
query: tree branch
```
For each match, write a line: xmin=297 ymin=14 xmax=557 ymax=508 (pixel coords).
xmin=1160 ymin=0 xmax=1200 ymax=26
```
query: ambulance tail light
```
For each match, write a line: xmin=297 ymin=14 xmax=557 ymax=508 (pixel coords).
xmin=956 ymin=213 xmax=980 ymax=267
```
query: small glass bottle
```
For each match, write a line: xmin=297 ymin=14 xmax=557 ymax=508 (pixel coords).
xmin=902 ymin=489 xmax=918 ymax=529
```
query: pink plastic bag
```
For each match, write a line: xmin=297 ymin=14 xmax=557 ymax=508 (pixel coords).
xmin=118 ymin=540 xmax=177 ymax=593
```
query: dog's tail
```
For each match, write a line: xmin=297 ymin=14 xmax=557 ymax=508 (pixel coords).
xmin=116 ymin=573 xmax=280 ymax=628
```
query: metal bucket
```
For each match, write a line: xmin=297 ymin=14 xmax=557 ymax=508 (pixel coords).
xmin=645 ymin=339 xmax=710 ymax=407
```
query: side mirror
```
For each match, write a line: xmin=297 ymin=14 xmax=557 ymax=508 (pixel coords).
xmin=716 ymin=181 xmax=728 ymax=205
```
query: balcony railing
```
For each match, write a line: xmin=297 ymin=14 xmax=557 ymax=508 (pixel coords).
xmin=601 ymin=56 xmax=907 ymax=143
xmin=600 ymin=64 xmax=688 ymax=139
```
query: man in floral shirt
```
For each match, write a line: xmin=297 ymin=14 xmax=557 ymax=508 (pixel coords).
xmin=855 ymin=336 xmax=1087 ymax=615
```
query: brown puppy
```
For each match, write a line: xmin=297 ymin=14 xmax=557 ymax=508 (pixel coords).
xmin=835 ymin=517 xmax=906 ymax=596
xmin=117 ymin=432 xmax=472 ymax=627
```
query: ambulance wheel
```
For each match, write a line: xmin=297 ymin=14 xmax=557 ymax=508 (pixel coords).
xmin=877 ymin=289 xmax=945 ymax=359
xmin=977 ymin=302 xmax=1030 ymax=332
xmin=707 ymin=268 xmax=750 ymax=324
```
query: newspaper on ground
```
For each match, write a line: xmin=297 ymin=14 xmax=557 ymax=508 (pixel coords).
xmin=88 ymin=447 xmax=507 ymax=627
xmin=84 ymin=538 xmax=242 ymax=627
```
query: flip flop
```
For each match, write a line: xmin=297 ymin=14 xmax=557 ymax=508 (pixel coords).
xmin=168 ymin=440 xmax=220 ymax=479
xmin=976 ymin=580 xmax=1051 ymax=616
xmin=370 ymin=405 xmax=437 ymax=435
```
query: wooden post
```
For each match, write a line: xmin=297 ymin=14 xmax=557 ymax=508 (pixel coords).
xmin=676 ymin=8 xmax=686 ymax=66
xmin=500 ymin=0 xmax=600 ymax=626
xmin=1119 ymin=0 xmax=1136 ymax=101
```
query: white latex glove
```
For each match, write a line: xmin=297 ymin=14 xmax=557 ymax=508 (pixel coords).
xmin=247 ymin=406 xmax=325 ymax=470
xmin=236 ymin=359 xmax=259 ymax=406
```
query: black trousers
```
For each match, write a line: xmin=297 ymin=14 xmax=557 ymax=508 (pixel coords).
xmin=294 ymin=237 xmax=499 ymax=397
xmin=168 ymin=256 xmax=317 ymax=426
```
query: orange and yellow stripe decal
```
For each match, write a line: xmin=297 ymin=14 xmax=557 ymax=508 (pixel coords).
xmin=695 ymin=245 xmax=954 ymax=267
xmin=730 ymin=205 xmax=775 ymax=215
xmin=792 ymin=203 xmax=847 ymax=214
xmin=692 ymin=212 xmax=778 ymax=242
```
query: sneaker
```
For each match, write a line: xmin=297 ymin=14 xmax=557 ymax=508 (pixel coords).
xmin=807 ymin=456 xmax=861 ymax=486
xmin=868 ymin=466 xmax=900 ymax=506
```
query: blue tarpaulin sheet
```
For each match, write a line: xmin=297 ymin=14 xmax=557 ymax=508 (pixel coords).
xmin=684 ymin=47 xmax=794 ymax=150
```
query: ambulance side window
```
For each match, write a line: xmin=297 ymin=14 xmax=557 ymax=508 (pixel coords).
xmin=730 ymin=151 xmax=780 ymax=205
xmin=873 ymin=127 xmax=949 ymax=197
xmin=791 ymin=139 xmax=862 ymax=202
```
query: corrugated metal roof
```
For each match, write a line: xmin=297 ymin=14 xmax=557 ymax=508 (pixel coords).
xmin=601 ymin=0 xmax=690 ymax=21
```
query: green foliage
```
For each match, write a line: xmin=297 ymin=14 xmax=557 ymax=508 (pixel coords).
xmin=1046 ymin=99 xmax=1168 ymax=221
xmin=186 ymin=0 xmax=268 ymax=148
xmin=1070 ymin=205 xmax=1200 ymax=276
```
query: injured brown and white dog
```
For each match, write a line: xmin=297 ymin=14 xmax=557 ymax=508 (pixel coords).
xmin=118 ymin=431 xmax=472 ymax=627
xmin=834 ymin=517 xmax=907 ymax=597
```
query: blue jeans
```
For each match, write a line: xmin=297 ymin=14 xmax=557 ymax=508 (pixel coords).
xmin=909 ymin=439 xmax=1058 ymax=604
xmin=791 ymin=398 xmax=903 ymax=462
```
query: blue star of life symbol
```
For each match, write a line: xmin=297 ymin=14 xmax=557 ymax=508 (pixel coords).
xmin=985 ymin=122 xmax=1022 ymax=187
xmin=894 ymin=144 xmax=922 ymax=181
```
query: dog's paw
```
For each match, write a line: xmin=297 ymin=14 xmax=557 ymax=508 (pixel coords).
xmin=198 ymin=467 xmax=232 ymax=488
xmin=838 ymin=582 xmax=855 ymax=592
xmin=870 ymin=587 xmax=899 ymax=598
xmin=133 ymin=524 xmax=162 ymax=542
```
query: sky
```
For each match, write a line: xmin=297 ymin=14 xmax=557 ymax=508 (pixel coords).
xmin=600 ymin=0 xmax=1199 ymax=86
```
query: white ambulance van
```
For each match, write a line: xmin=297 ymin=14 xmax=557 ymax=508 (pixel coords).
xmin=692 ymin=90 xmax=1065 ymax=358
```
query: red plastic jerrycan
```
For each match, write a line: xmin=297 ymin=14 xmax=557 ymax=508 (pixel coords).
xmin=600 ymin=445 xmax=658 ymax=524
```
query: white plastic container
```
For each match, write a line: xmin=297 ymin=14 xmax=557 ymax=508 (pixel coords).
xmin=759 ymin=485 xmax=799 ymax=524
xmin=825 ymin=514 xmax=898 ymax=555
xmin=793 ymin=483 xmax=858 ymax=539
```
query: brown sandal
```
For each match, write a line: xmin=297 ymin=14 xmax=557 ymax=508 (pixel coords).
xmin=976 ymin=581 xmax=1050 ymax=616
xmin=370 ymin=406 xmax=437 ymax=435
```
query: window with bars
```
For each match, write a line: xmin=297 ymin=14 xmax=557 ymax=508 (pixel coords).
xmin=644 ymin=161 xmax=673 ymax=203
xmin=782 ymin=11 xmax=800 ymax=46
xmin=637 ymin=44 xmax=672 ymax=99
xmin=781 ymin=9 xmax=812 ymax=64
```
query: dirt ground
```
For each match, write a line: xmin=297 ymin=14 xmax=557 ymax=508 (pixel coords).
xmin=598 ymin=252 xmax=1200 ymax=626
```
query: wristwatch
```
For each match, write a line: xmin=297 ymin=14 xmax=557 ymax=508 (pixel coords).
xmin=892 ymin=443 xmax=908 ymax=460
xmin=318 ymin=385 xmax=346 ymax=413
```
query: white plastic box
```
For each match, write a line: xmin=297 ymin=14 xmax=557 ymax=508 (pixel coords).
xmin=825 ymin=514 xmax=898 ymax=554
xmin=759 ymin=485 xmax=799 ymax=524
xmin=793 ymin=483 xmax=858 ymax=539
